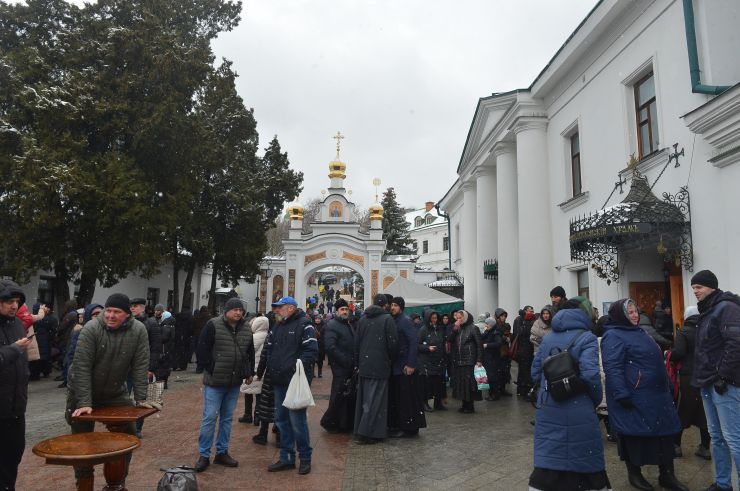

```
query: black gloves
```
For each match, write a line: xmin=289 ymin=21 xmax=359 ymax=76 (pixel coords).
xmin=714 ymin=379 xmax=728 ymax=395
xmin=617 ymin=398 xmax=635 ymax=409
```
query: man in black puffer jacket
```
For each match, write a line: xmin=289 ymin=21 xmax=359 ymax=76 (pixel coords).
xmin=0 ymin=280 xmax=31 ymax=491
xmin=194 ymin=298 xmax=254 ymax=473
xmin=690 ymin=270 xmax=740 ymax=491
xmin=320 ymin=298 xmax=355 ymax=433
xmin=264 ymin=296 xmax=318 ymax=476
xmin=353 ymin=294 xmax=399 ymax=443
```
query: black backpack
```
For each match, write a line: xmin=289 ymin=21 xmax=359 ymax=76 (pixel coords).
xmin=542 ymin=330 xmax=587 ymax=402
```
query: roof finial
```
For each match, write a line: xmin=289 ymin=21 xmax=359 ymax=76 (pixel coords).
xmin=373 ymin=178 xmax=381 ymax=202
xmin=333 ymin=131 xmax=345 ymax=159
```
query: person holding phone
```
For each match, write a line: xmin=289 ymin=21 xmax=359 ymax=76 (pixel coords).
xmin=0 ymin=279 xmax=31 ymax=491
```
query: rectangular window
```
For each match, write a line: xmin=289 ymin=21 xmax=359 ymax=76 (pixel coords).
xmin=147 ymin=288 xmax=160 ymax=309
xmin=634 ymin=72 xmax=659 ymax=158
xmin=570 ymin=132 xmax=582 ymax=197
xmin=37 ymin=277 xmax=55 ymax=307
xmin=422 ymin=240 xmax=429 ymax=254
xmin=442 ymin=236 xmax=449 ymax=251
xmin=577 ymin=269 xmax=590 ymax=300
xmin=167 ymin=290 xmax=174 ymax=309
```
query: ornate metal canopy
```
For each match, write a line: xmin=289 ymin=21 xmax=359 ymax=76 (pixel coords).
xmin=569 ymin=171 xmax=693 ymax=284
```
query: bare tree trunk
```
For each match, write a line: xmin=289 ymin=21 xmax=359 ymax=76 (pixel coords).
xmin=172 ymin=245 xmax=180 ymax=312
xmin=181 ymin=257 xmax=195 ymax=310
xmin=78 ymin=269 xmax=97 ymax=306
xmin=52 ymin=260 xmax=71 ymax=312
xmin=207 ymin=259 xmax=218 ymax=316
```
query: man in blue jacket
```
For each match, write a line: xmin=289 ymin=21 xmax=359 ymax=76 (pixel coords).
xmin=388 ymin=297 xmax=426 ymax=437
xmin=264 ymin=296 xmax=318 ymax=475
xmin=691 ymin=270 xmax=740 ymax=491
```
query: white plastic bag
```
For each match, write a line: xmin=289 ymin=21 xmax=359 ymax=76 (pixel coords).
xmin=239 ymin=378 xmax=263 ymax=395
xmin=282 ymin=359 xmax=315 ymax=410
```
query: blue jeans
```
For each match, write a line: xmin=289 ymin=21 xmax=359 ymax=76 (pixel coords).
xmin=273 ymin=384 xmax=312 ymax=463
xmin=701 ymin=384 xmax=740 ymax=489
xmin=198 ymin=385 xmax=240 ymax=458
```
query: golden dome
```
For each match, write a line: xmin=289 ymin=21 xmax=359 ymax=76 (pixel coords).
xmin=369 ymin=202 xmax=384 ymax=221
xmin=287 ymin=200 xmax=304 ymax=220
xmin=328 ymin=159 xmax=346 ymax=179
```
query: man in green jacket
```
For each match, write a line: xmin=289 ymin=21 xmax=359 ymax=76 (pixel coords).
xmin=66 ymin=293 xmax=151 ymax=484
xmin=194 ymin=297 xmax=254 ymax=472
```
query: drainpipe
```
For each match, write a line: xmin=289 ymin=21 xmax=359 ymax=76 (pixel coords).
xmin=434 ymin=204 xmax=452 ymax=270
xmin=682 ymin=0 xmax=730 ymax=95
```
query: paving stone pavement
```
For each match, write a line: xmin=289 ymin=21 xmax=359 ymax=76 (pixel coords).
xmin=18 ymin=366 xmax=730 ymax=490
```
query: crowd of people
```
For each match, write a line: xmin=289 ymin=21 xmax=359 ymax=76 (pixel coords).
xmin=1 ymin=267 xmax=739 ymax=490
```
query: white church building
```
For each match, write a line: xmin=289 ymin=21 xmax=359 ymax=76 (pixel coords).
xmin=439 ymin=0 xmax=740 ymax=327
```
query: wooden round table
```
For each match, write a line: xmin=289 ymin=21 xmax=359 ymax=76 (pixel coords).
xmin=33 ymin=432 xmax=140 ymax=491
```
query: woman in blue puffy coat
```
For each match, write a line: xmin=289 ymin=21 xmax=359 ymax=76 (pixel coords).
xmin=529 ymin=296 xmax=611 ymax=491
xmin=601 ymin=299 xmax=688 ymax=491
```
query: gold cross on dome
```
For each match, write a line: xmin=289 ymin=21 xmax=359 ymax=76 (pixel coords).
xmin=333 ymin=131 xmax=345 ymax=158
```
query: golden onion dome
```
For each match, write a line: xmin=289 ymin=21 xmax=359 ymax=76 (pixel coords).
xmin=369 ymin=202 xmax=384 ymax=221
xmin=328 ymin=159 xmax=346 ymax=179
xmin=287 ymin=200 xmax=304 ymax=220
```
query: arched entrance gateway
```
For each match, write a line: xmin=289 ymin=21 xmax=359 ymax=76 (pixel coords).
xmin=256 ymin=133 xmax=415 ymax=313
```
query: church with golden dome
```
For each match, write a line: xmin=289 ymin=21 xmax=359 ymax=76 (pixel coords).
xmin=255 ymin=132 xmax=414 ymax=312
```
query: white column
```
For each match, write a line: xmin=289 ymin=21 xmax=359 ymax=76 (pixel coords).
xmin=461 ymin=180 xmax=478 ymax=315
xmin=514 ymin=118 xmax=553 ymax=307
xmin=494 ymin=143 xmax=519 ymax=314
xmin=475 ymin=164 xmax=498 ymax=315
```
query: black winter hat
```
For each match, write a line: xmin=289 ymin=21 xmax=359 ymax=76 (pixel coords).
xmin=373 ymin=294 xmax=388 ymax=307
xmin=392 ymin=297 xmax=405 ymax=310
xmin=691 ymin=270 xmax=718 ymax=290
xmin=384 ymin=293 xmax=394 ymax=305
xmin=334 ymin=298 xmax=348 ymax=309
xmin=130 ymin=297 xmax=147 ymax=306
xmin=105 ymin=293 xmax=131 ymax=314
xmin=224 ymin=297 xmax=245 ymax=313
xmin=550 ymin=286 xmax=566 ymax=298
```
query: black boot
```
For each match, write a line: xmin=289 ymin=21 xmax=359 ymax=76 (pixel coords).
xmin=658 ymin=463 xmax=689 ymax=491
xmin=252 ymin=422 xmax=268 ymax=445
xmin=626 ymin=463 xmax=654 ymax=491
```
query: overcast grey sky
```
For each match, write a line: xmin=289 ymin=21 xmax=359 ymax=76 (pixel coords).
xmin=23 ymin=0 xmax=597 ymax=210
xmin=211 ymin=0 xmax=597 ymax=211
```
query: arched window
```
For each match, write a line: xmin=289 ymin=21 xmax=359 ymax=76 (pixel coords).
xmin=425 ymin=215 xmax=434 ymax=225
xmin=415 ymin=217 xmax=423 ymax=227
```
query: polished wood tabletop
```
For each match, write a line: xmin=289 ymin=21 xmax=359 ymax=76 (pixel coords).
xmin=72 ymin=405 xmax=158 ymax=424
xmin=33 ymin=432 xmax=140 ymax=462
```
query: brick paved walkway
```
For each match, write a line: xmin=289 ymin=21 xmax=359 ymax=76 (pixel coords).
xmin=19 ymin=367 xmax=726 ymax=490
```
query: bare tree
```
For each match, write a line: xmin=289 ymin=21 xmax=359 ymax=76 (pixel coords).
xmin=265 ymin=217 xmax=289 ymax=256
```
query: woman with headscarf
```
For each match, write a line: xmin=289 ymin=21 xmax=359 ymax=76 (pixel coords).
xmin=448 ymin=310 xmax=483 ymax=413
xmin=481 ymin=317 xmax=504 ymax=401
xmin=494 ymin=308 xmax=514 ymax=397
xmin=601 ymin=299 xmax=688 ymax=491
xmin=417 ymin=310 xmax=446 ymax=411
xmin=238 ymin=316 xmax=269 ymax=424
xmin=530 ymin=305 xmax=553 ymax=353
xmin=529 ymin=296 xmax=610 ymax=491
xmin=514 ymin=306 xmax=536 ymax=398
xmin=253 ymin=312 xmax=278 ymax=445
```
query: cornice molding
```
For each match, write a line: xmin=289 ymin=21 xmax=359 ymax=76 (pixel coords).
xmin=510 ymin=115 xmax=549 ymax=135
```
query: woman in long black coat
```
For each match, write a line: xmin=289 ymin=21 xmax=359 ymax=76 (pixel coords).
xmin=514 ymin=306 xmax=536 ymax=398
xmin=449 ymin=310 xmax=483 ymax=413
xmin=480 ymin=317 xmax=503 ymax=400
xmin=669 ymin=306 xmax=710 ymax=459
xmin=417 ymin=311 xmax=446 ymax=411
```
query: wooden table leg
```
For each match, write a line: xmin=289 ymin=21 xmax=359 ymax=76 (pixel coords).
xmin=102 ymin=454 xmax=128 ymax=491
xmin=75 ymin=465 xmax=95 ymax=491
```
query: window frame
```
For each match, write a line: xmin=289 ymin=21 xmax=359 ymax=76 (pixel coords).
xmin=570 ymin=132 xmax=582 ymax=197
xmin=634 ymin=71 xmax=659 ymax=159
xmin=422 ymin=240 xmax=429 ymax=254
xmin=442 ymin=236 xmax=449 ymax=251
